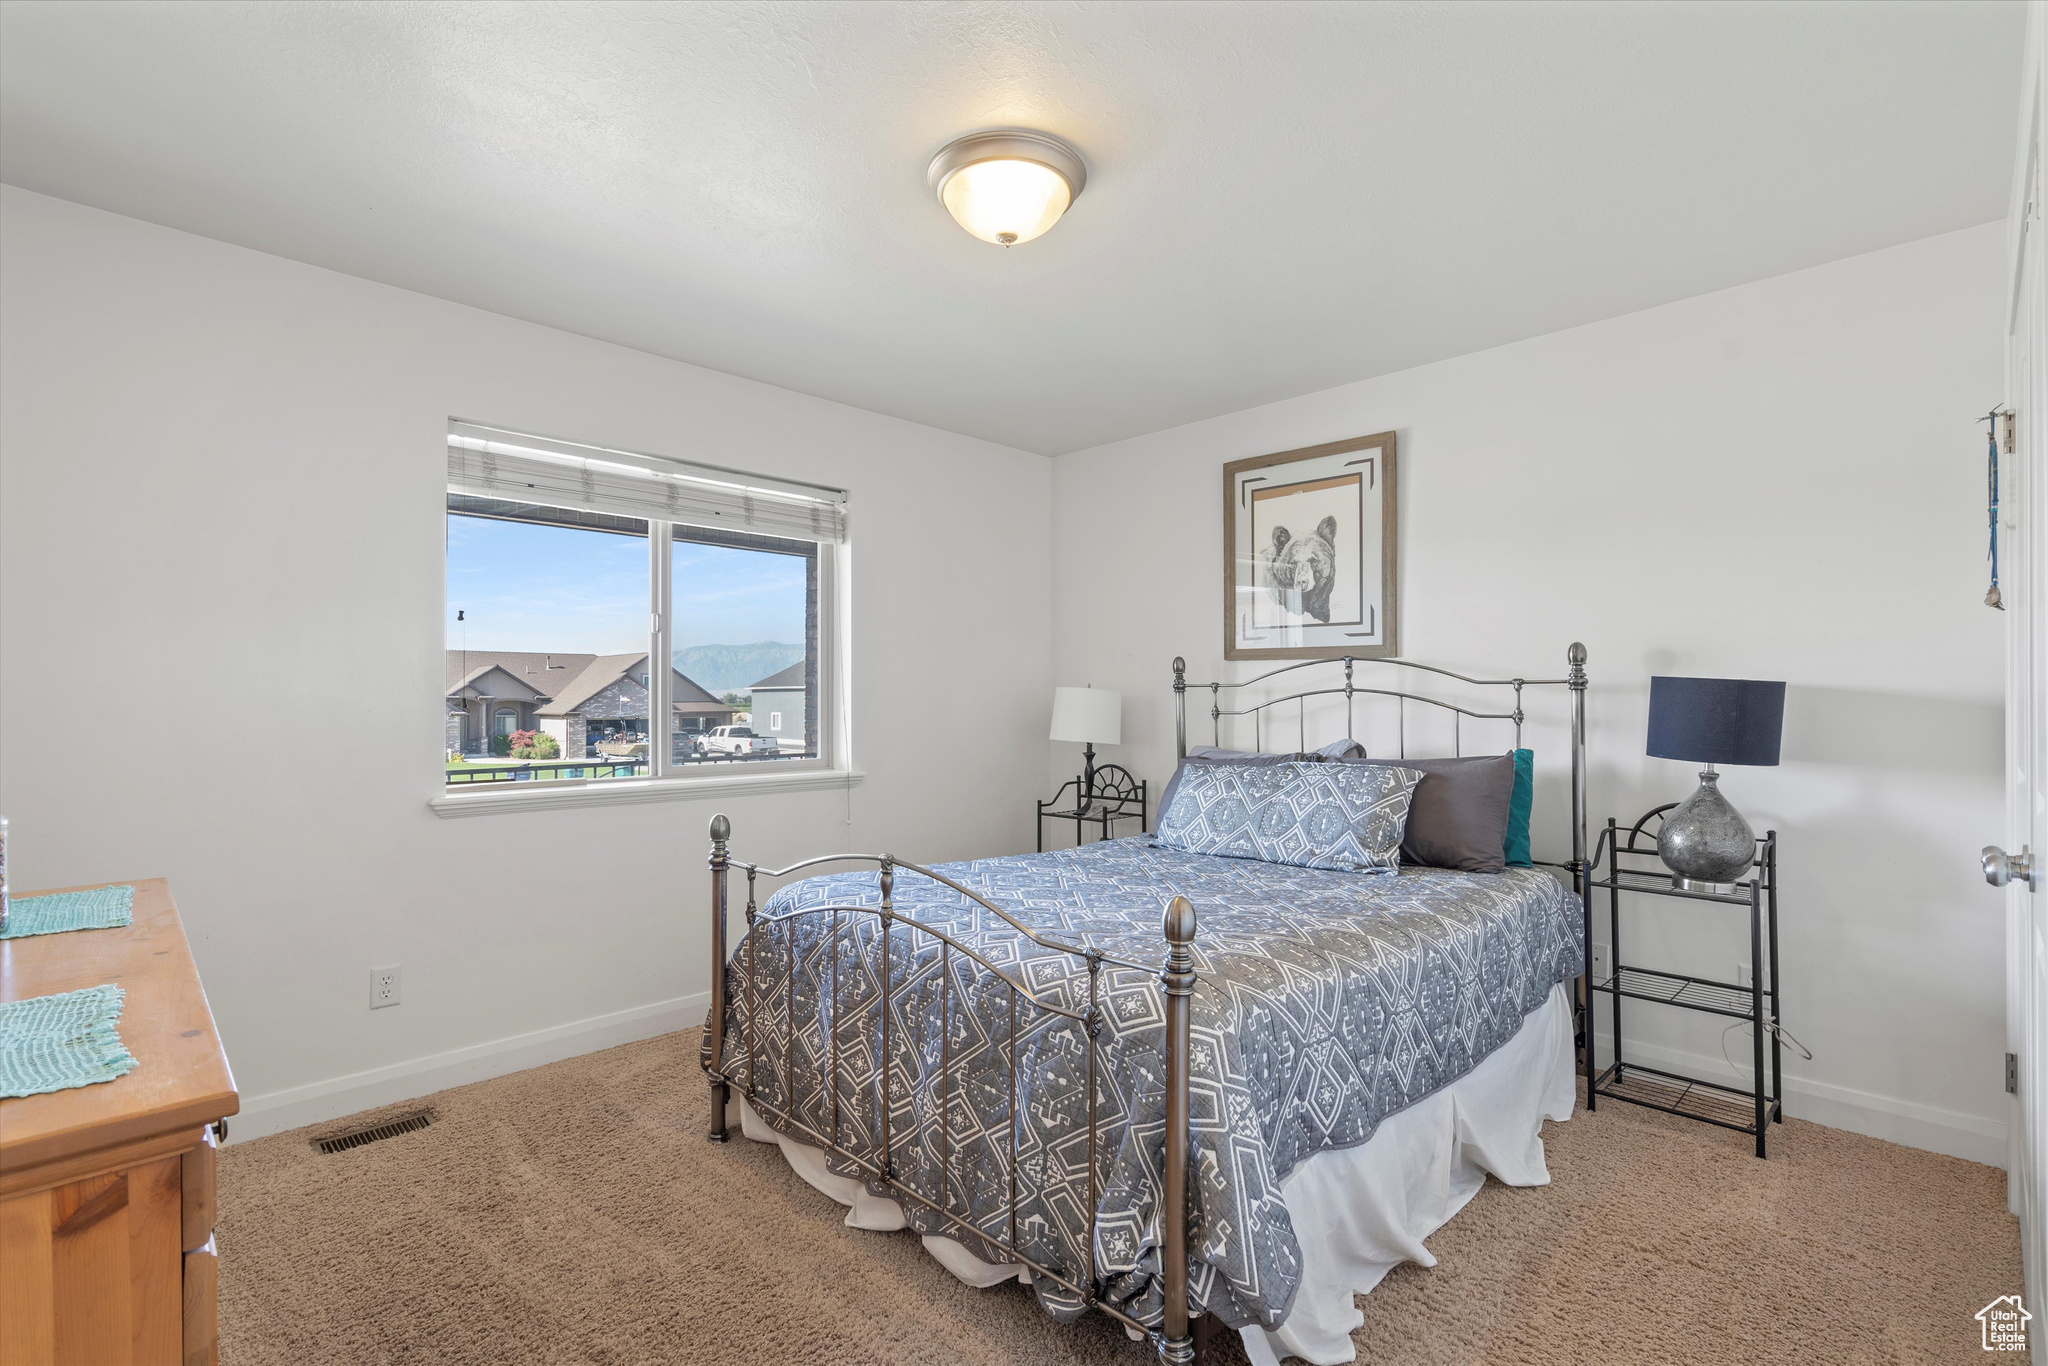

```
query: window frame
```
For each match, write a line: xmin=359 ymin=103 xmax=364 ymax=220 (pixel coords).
xmin=646 ymin=520 xmax=837 ymax=782
xmin=435 ymin=484 xmax=850 ymax=816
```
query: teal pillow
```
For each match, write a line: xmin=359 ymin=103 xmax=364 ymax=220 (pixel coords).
xmin=1503 ymin=748 xmax=1535 ymax=867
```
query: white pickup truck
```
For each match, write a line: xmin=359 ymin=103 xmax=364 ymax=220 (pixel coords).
xmin=700 ymin=724 xmax=778 ymax=757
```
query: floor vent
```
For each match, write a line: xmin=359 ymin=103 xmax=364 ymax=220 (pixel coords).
xmin=313 ymin=1109 xmax=435 ymax=1155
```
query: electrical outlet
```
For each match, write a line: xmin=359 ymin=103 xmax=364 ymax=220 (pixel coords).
xmin=370 ymin=964 xmax=401 ymax=1009
xmin=1591 ymin=942 xmax=1612 ymax=981
xmin=1737 ymin=962 xmax=1753 ymax=989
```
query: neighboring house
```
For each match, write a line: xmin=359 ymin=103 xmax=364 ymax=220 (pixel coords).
xmin=747 ymin=660 xmax=808 ymax=753
xmin=445 ymin=650 xmax=734 ymax=758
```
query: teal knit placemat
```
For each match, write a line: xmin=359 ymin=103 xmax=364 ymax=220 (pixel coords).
xmin=1 ymin=884 xmax=135 ymax=939
xmin=0 ymin=984 xmax=138 ymax=1099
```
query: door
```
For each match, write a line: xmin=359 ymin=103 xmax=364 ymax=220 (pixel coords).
xmin=2001 ymin=10 xmax=2048 ymax=1353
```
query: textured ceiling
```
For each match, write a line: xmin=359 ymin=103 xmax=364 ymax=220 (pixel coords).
xmin=0 ymin=1 xmax=2025 ymax=454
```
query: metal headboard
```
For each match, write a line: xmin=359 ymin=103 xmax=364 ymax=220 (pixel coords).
xmin=1172 ymin=643 xmax=1590 ymax=885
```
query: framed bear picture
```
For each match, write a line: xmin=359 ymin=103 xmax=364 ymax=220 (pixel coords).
xmin=1223 ymin=431 xmax=1397 ymax=660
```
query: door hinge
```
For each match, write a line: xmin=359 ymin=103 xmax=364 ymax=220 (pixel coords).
xmin=2001 ymin=410 xmax=2016 ymax=455
xmin=2008 ymin=1051 xmax=2020 ymax=1095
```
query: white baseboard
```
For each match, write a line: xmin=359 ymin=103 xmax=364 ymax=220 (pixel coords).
xmin=228 ymin=991 xmax=710 ymax=1144
xmin=1592 ymin=1032 xmax=2008 ymax=1168
xmin=228 ymin=999 xmax=2005 ymax=1168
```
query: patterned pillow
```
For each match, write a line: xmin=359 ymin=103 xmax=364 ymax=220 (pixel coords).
xmin=1155 ymin=746 xmax=1324 ymax=818
xmin=1154 ymin=759 xmax=1424 ymax=873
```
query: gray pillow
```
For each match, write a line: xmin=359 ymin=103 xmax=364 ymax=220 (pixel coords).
xmin=1341 ymin=753 xmax=1517 ymax=873
xmin=1157 ymin=746 xmax=1322 ymax=825
xmin=1154 ymin=760 xmax=1424 ymax=873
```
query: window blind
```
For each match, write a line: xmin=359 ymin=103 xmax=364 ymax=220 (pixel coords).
xmin=446 ymin=421 xmax=847 ymax=544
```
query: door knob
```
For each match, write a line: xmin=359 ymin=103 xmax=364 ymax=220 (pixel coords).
xmin=1983 ymin=845 xmax=2035 ymax=888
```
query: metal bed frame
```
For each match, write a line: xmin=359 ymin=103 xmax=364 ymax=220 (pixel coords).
xmin=701 ymin=644 xmax=1589 ymax=1365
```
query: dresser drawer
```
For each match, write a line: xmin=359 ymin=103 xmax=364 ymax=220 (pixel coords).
xmin=182 ymin=1235 xmax=217 ymax=1366
xmin=180 ymin=1131 xmax=216 ymax=1254
xmin=0 ymin=1155 xmax=183 ymax=1366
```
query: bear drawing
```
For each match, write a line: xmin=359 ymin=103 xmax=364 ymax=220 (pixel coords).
xmin=1264 ymin=515 xmax=1339 ymax=623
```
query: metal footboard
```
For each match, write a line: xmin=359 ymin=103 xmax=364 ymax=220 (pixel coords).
xmin=701 ymin=814 xmax=1202 ymax=1365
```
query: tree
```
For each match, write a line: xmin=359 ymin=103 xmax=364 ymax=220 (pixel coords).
xmin=509 ymin=729 xmax=560 ymax=760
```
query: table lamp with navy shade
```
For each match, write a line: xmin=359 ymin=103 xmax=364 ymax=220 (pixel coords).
xmin=1647 ymin=676 xmax=1786 ymax=892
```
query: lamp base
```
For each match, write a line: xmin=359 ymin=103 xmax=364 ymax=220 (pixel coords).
xmin=1657 ymin=767 xmax=1757 ymax=889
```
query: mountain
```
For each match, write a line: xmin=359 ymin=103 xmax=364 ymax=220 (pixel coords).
xmin=671 ymin=642 xmax=804 ymax=695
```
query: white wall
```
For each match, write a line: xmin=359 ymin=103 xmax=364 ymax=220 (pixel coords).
xmin=1051 ymin=224 xmax=2011 ymax=1164
xmin=1 ymin=183 xmax=2012 ymax=1166
xmin=0 ymin=186 xmax=1052 ymax=1139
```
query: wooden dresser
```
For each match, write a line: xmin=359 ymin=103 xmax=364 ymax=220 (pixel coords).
xmin=0 ymin=879 xmax=238 ymax=1366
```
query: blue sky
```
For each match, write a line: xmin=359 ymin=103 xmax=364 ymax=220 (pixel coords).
xmin=446 ymin=514 xmax=805 ymax=652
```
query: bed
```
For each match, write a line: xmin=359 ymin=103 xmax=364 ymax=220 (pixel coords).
xmin=699 ymin=648 xmax=1592 ymax=1365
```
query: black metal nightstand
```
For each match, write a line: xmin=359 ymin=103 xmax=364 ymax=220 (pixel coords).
xmin=1037 ymin=763 xmax=1147 ymax=851
xmin=1584 ymin=807 xmax=1783 ymax=1157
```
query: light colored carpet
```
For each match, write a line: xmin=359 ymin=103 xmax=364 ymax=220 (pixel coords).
xmin=218 ymin=1033 xmax=2021 ymax=1365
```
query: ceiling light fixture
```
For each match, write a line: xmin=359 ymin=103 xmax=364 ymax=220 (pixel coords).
xmin=927 ymin=129 xmax=1087 ymax=247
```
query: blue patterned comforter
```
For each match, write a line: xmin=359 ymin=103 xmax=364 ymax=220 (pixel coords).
xmin=706 ymin=837 xmax=1581 ymax=1332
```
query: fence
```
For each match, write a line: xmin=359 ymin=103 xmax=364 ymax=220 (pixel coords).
xmin=445 ymin=749 xmax=811 ymax=784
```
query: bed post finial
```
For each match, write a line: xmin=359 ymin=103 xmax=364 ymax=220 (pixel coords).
xmin=1163 ymin=895 xmax=1196 ymax=953
xmin=707 ymin=814 xmax=732 ymax=1144
xmin=1157 ymin=895 xmax=1197 ymax=1366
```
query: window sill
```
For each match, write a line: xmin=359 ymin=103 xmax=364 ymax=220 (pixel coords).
xmin=428 ymin=767 xmax=866 ymax=819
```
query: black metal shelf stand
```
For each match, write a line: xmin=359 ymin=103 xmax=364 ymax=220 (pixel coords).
xmin=1036 ymin=763 xmax=1147 ymax=852
xmin=1584 ymin=809 xmax=1782 ymax=1157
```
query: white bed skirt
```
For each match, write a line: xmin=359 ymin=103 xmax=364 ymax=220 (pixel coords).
xmin=732 ymin=981 xmax=1576 ymax=1366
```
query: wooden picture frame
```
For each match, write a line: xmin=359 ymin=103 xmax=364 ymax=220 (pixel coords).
xmin=1223 ymin=431 xmax=1398 ymax=661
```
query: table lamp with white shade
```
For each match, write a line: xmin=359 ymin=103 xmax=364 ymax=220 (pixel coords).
xmin=1050 ymin=686 xmax=1122 ymax=814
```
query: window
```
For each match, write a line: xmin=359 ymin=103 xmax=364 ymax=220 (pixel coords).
xmin=672 ymin=528 xmax=815 ymax=762
xmin=446 ymin=498 xmax=649 ymax=782
xmin=443 ymin=421 xmax=844 ymax=791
